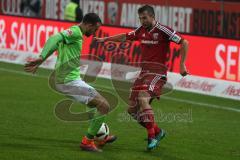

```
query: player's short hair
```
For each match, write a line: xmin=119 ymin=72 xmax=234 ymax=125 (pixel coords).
xmin=138 ymin=5 xmax=155 ymax=17
xmin=82 ymin=13 xmax=102 ymax=25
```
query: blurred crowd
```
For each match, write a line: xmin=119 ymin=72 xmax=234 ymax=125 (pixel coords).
xmin=0 ymin=0 xmax=239 ymax=39
xmin=19 ymin=0 xmax=83 ymax=22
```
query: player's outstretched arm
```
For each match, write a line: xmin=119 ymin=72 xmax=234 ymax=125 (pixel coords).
xmin=40 ymin=33 xmax=63 ymax=60
xmin=94 ymin=33 xmax=126 ymax=42
xmin=24 ymin=33 xmax=63 ymax=74
xmin=179 ymin=39 xmax=189 ymax=76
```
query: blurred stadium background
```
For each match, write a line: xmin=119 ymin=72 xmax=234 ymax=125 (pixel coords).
xmin=0 ymin=0 xmax=239 ymax=160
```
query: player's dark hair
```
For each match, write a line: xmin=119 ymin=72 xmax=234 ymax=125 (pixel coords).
xmin=138 ymin=5 xmax=155 ymax=17
xmin=82 ymin=13 xmax=102 ymax=25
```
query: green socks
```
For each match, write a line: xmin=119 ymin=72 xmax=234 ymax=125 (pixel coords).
xmin=86 ymin=112 xmax=106 ymax=139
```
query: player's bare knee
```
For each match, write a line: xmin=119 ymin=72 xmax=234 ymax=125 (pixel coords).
xmin=96 ymin=97 xmax=110 ymax=115
xmin=101 ymin=100 xmax=110 ymax=114
xmin=127 ymin=106 xmax=136 ymax=115
xmin=137 ymin=91 xmax=151 ymax=110
xmin=88 ymin=95 xmax=109 ymax=114
xmin=138 ymin=97 xmax=147 ymax=105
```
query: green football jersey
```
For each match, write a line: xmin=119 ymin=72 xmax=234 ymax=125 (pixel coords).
xmin=55 ymin=25 xmax=83 ymax=84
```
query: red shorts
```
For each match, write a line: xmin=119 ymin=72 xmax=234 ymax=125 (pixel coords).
xmin=129 ymin=70 xmax=167 ymax=103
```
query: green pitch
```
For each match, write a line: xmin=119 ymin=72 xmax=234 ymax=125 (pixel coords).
xmin=0 ymin=62 xmax=239 ymax=160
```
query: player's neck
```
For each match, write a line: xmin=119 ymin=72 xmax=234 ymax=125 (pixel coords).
xmin=147 ymin=20 xmax=157 ymax=31
xmin=152 ymin=20 xmax=157 ymax=27
xmin=79 ymin=24 xmax=86 ymax=34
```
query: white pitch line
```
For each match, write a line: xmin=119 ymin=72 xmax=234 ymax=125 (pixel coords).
xmin=0 ymin=67 xmax=240 ymax=113
xmin=161 ymin=96 xmax=240 ymax=113
xmin=0 ymin=67 xmax=47 ymax=78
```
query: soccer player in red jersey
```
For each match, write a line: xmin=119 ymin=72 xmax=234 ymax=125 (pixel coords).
xmin=95 ymin=5 xmax=189 ymax=150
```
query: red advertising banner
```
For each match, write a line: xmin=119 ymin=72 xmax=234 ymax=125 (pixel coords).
xmin=1 ymin=0 xmax=240 ymax=39
xmin=0 ymin=15 xmax=239 ymax=82
xmin=85 ymin=26 xmax=240 ymax=82
xmin=80 ymin=0 xmax=240 ymax=39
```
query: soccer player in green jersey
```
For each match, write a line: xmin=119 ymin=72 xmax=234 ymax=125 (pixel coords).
xmin=24 ymin=13 xmax=116 ymax=152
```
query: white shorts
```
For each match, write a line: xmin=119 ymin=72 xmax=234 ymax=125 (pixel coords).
xmin=55 ymin=79 xmax=98 ymax=104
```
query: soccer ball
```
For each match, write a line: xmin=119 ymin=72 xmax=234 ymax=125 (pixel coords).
xmin=95 ymin=123 xmax=109 ymax=141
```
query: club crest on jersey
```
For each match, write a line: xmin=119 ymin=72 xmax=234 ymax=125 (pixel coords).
xmin=153 ymin=33 xmax=159 ymax=40
xmin=142 ymin=33 xmax=146 ymax=37
xmin=63 ymin=29 xmax=73 ymax=36
xmin=128 ymin=31 xmax=135 ymax=36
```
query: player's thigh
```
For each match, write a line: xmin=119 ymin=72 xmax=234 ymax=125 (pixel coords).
xmin=149 ymin=76 xmax=166 ymax=100
xmin=137 ymin=90 xmax=152 ymax=108
xmin=142 ymin=73 xmax=167 ymax=101
xmin=55 ymin=79 xmax=97 ymax=105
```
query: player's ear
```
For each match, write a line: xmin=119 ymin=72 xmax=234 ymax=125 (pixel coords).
xmin=96 ymin=22 xmax=102 ymax=26
xmin=86 ymin=23 xmax=93 ymax=28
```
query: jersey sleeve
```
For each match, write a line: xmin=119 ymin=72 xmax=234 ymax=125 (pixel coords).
xmin=158 ymin=25 xmax=183 ymax=44
xmin=60 ymin=26 xmax=82 ymax=44
xmin=126 ymin=26 xmax=141 ymax=41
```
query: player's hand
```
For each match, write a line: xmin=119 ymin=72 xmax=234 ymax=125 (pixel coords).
xmin=180 ymin=63 xmax=189 ymax=77
xmin=24 ymin=57 xmax=44 ymax=74
xmin=94 ymin=37 xmax=106 ymax=43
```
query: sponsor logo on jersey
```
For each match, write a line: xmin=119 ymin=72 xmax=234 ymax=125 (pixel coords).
xmin=141 ymin=40 xmax=158 ymax=44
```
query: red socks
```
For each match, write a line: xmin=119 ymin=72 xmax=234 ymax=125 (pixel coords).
xmin=153 ymin=123 xmax=161 ymax=135
xmin=139 ymin=108 xmax=157 ymax=139
xmin=129 ymin=108 xmax=161 ymax=139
